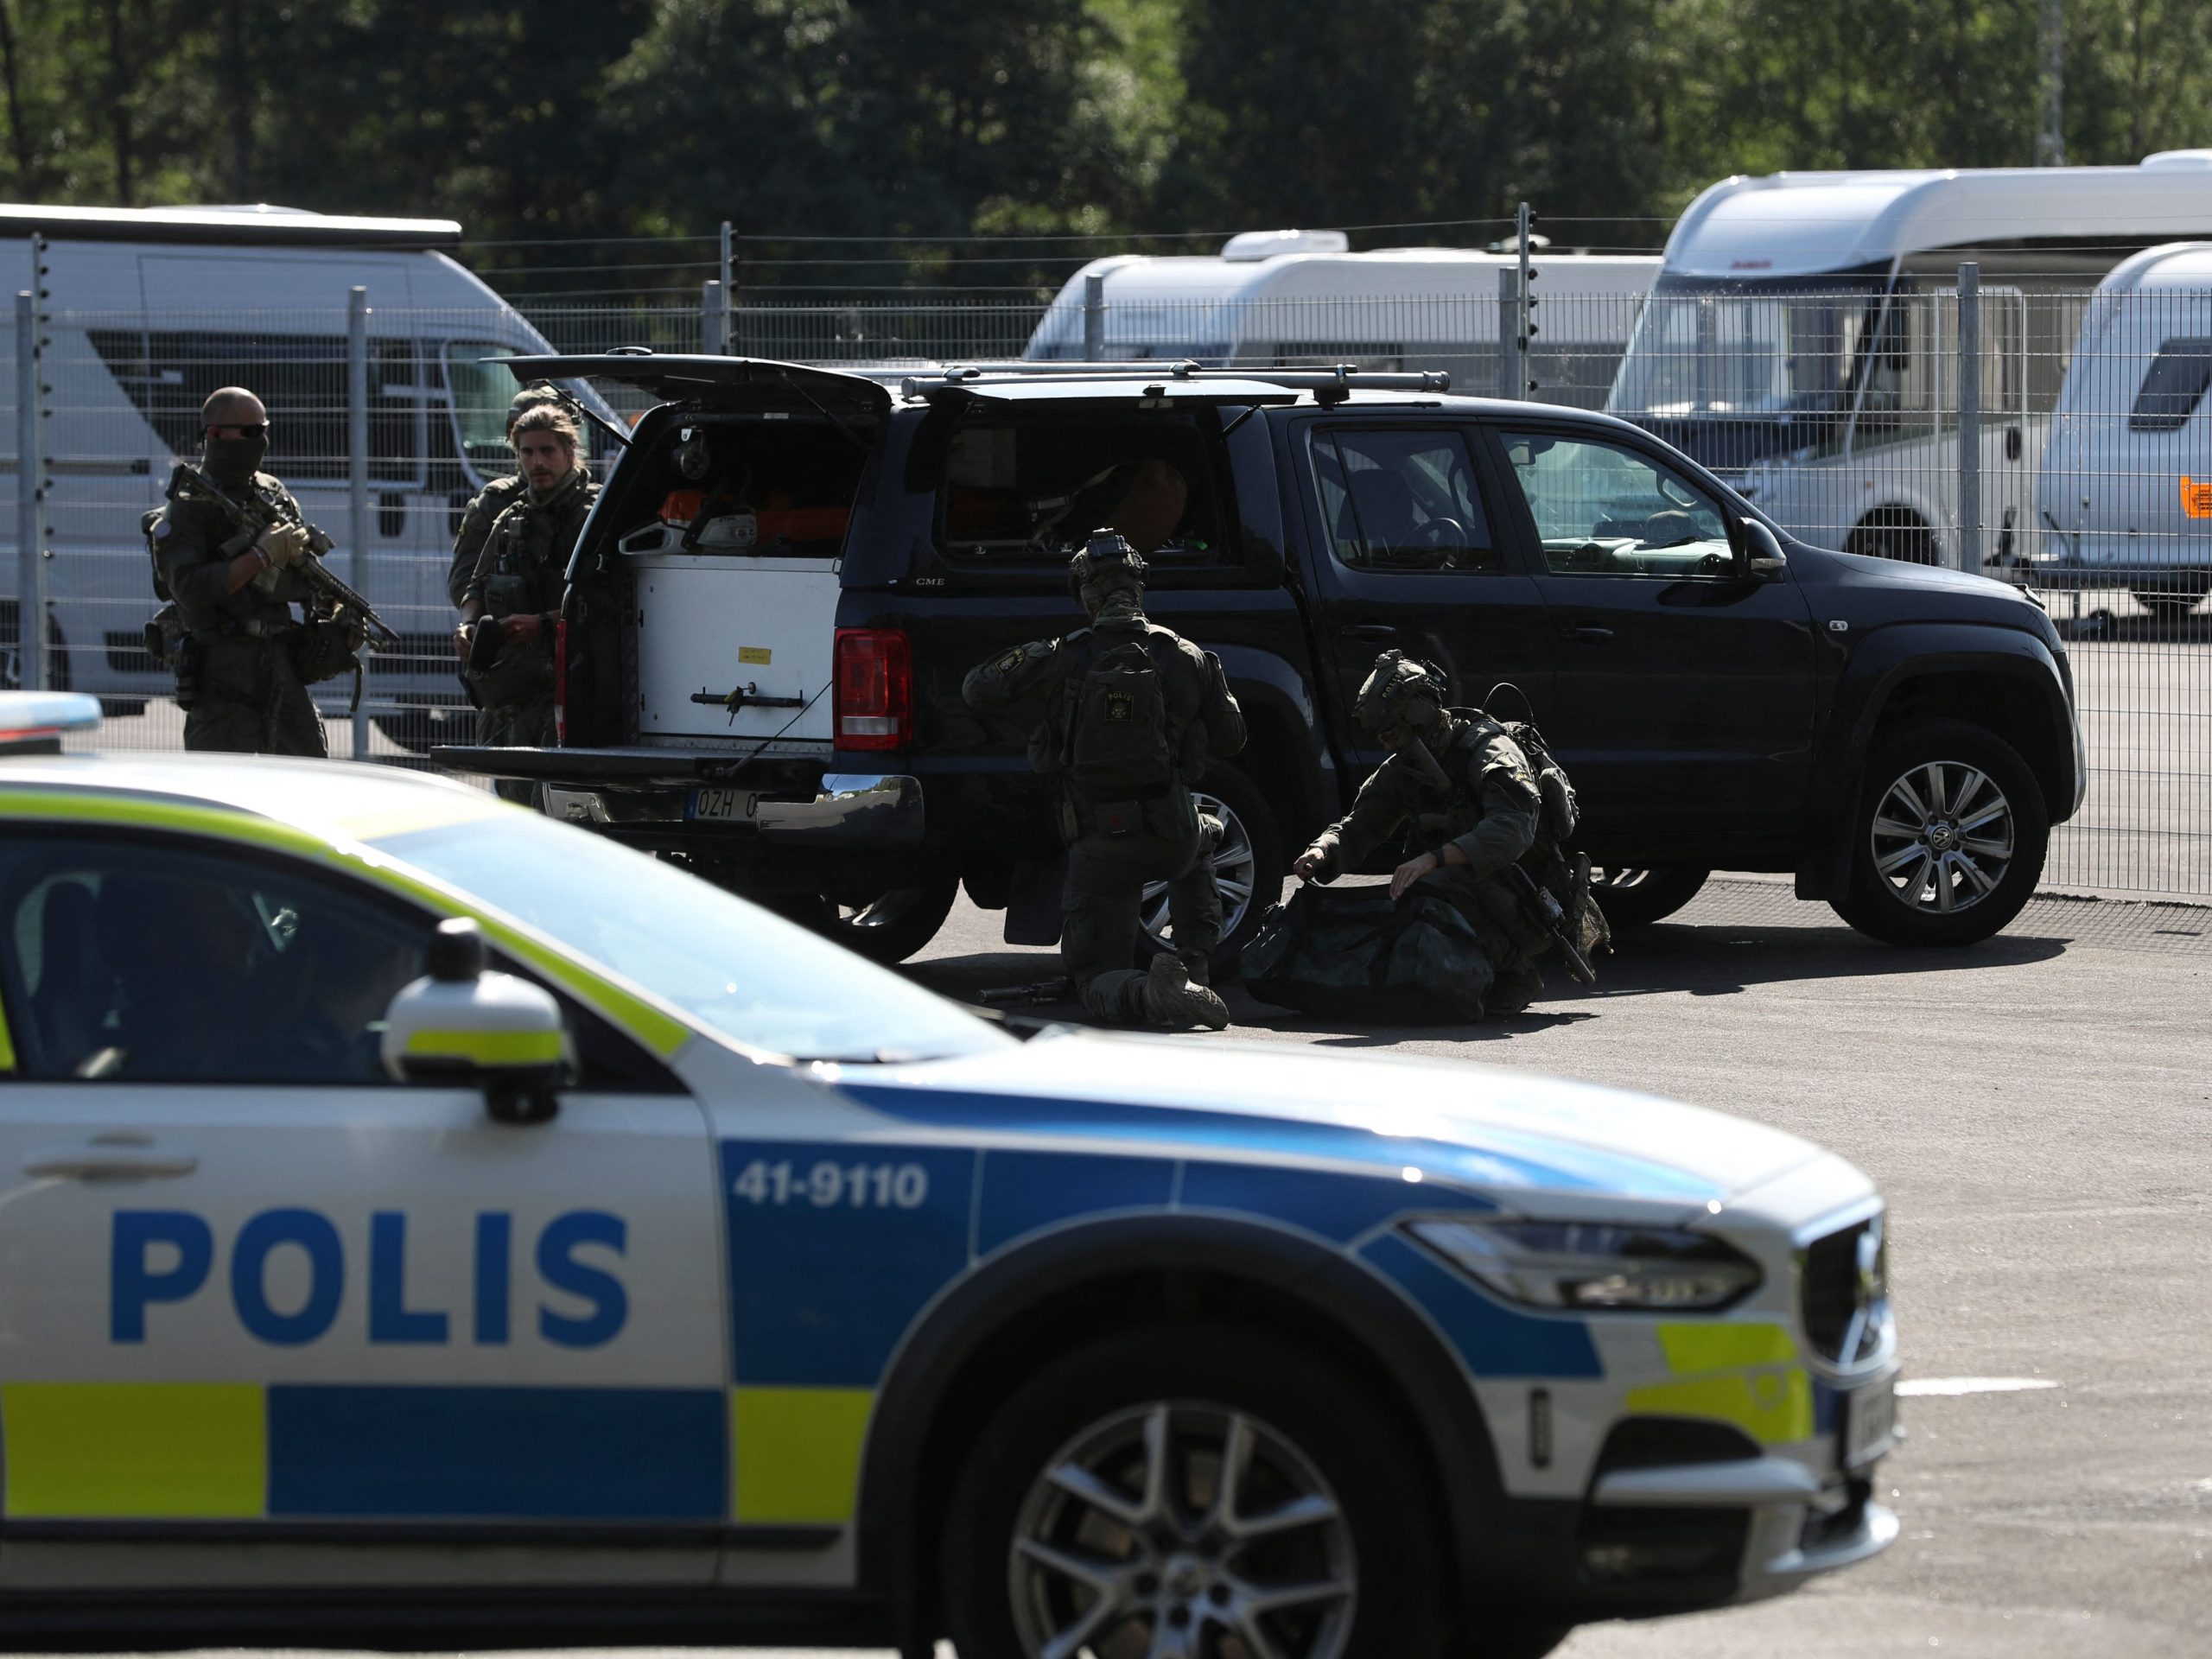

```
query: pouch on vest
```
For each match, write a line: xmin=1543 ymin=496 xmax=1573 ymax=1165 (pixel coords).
xmin=142 ymin=508 xmax=172 ymax=601
xmin=1064 ymin=633 xmax=1173 ymax=802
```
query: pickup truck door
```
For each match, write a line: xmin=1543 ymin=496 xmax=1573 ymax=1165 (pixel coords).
xmin=1478 ymin=424 xmax=1819 ymax=855
xmin=1286 ymin=418 xmax=1557 ymax=771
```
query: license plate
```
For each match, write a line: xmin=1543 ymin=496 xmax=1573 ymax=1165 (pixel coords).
xmin=685 ymin=788 xmax=760 ymax=823
xmin=1841 ymin=1377 xmax=1897 ymax=1470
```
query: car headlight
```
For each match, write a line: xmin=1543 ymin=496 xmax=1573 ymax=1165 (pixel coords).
xmin=1405 ymin=1217 xmax=1762 ymax=1312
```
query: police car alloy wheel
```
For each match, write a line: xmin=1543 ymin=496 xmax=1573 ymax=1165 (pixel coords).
xmin=1833 ymin=718 xmax=2049 ymax=946
xmin=943 ymin=1328 xmax=1452 ymax=1659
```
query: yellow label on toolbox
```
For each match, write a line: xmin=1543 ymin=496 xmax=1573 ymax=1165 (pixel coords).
xmin=739 ymin=646 xmax=772 ymax=665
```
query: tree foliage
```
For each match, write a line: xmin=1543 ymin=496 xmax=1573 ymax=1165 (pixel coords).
xmin=0 ymin=0 xmax=2209 ymax=290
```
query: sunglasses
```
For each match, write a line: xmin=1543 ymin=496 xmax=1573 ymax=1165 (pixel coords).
xmin=207 ymin=423 xmax=270 ymax=439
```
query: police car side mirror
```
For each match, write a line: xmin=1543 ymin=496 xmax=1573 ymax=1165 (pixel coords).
xmin=1736 ymin=518 xmax=1789 ymax=579
xmin=379 ymin=918 xmax=575 ymax=1125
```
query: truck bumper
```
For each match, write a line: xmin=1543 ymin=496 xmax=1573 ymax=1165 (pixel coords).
xmin=538 ymin=772 xmax=926 ymax=848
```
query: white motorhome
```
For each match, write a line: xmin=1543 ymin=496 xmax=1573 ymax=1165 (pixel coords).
xmin=1605 ymin=153 xmax=2212 ymax=567
xmin=2036 ymin=242 xmax=2212 ymax=616
xmin=1024 ymin=231 xmax=1661 ymax=407
xmin=0 ymin=203 xmax=582 ymax=747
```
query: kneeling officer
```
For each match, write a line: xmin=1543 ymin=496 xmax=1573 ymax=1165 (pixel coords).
xmin=1293 ymin=652 xmax=1554 ymax=1012
xmin=963 ymin=531 xmax=1245 ymax=1030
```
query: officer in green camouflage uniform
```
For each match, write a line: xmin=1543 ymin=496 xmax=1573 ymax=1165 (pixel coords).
xmin=446 ymin=384 xmax=566 ymax=610
xmin=963 ymin=531 xmax=1245 ymax=1031
xmin=1293 ymin=652 xmax=1551 ymax=1012
xmin=457 ymin=404 xmax=596 ymax=804
xmin=151 ymin=386 xmax=362 ymax=755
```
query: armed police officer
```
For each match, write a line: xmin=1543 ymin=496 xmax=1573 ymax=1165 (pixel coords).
xmin=456 ymin=404 xmax=596 ymax=802
xmin=1292 ymin=652 xmax=1560 ymax=1014
xmin=446 ymin=383 xmax=565 ymax=610
xmin=149 ymin=386 xmax=365 ymax=754
xmin=963 ymin=531 xmax=1245 ymax=1031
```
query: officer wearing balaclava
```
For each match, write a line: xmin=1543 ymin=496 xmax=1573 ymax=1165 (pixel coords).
xmin=149 ymin=386 xmax=333 ymax=754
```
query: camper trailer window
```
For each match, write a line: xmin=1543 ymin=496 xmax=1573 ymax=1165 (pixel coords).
xmin=87 ymin=329 xmax=419 ymax=484
xmin=1309 ymin=428 xmax=1497 ymax=574
xmin=1501 ymin=431 xmax=1732 ymax=579
xmin=2128 ymin=337 xmax=2212 ymax=434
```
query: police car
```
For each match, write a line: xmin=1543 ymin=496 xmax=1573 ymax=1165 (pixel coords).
xmin=0 ymin=693 xmax=1897 ymax=1657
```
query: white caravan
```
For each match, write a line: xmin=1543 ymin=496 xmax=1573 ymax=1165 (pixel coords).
xmin=2036 ymin=242 xmax=2212 ymax=615
xmin=0 ymin=203 xmax=582 ymax=747
xmin=1605 ymin=153 xmax=2212 ymax=568
xmin=1024 ymin=231 xmax=1661 ymax=408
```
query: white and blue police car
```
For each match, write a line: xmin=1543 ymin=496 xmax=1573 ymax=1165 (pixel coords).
xmin=0 ymin=694 xmax=1896 ymax=1658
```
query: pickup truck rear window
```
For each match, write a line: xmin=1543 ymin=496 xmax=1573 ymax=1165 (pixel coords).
xmin=933 ymin=410 xmax=1236 ymax=567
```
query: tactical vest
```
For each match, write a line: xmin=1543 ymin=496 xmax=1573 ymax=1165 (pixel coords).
xmin=1059 ymin=622 xmax=1179 ymax=803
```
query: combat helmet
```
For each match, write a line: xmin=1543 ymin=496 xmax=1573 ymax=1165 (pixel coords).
xmin=1354 ymin=649 xmax=1451 ymax=746
xmin=1067 ymin=527 xmax=1147 ymax=607
xmin=506 ymin=383 xmax=563 ymax=432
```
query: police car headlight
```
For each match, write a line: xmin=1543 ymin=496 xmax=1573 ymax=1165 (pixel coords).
xmin=1406 ymin=1217 xmax=1762 ymax=1312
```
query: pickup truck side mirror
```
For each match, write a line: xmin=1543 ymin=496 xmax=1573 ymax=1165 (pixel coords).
xmin=1738 ymin=518 xmax=1789 ymax=580
xmin=380 ymin=918 xmax=575 ymax=1125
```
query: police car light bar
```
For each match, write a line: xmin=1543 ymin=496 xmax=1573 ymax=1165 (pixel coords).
xmin=0 ymin=691 xmax=103 ymax=752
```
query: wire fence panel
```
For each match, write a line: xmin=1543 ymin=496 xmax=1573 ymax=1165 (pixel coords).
xmin=1 ymin=285 xmax=2203 ymax=901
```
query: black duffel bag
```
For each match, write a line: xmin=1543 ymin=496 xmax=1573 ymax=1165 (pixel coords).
xmin=1239 ymin=882 xmax=1494 ymax=1023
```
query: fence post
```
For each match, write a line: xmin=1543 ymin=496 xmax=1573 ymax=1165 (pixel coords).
xmin=347 ymin=286 xmax=370 ymax=760
xmin=719 ymin=221 xmax=735 ymax=353
xmin=1956 ymin=262 xmax=1980 ymax=575
xmin=1083 ymin=273 xmax=1105 ymax=362
xmin=1497 ymin=266 xmax=1516 ymax=399
xmin=14 ymin=289 xmax=43 ymax=692
xmin=701 ymin=279 xmax=726 ymax=353
xmin=1516 ymin=200 xmax=1535 ymax=397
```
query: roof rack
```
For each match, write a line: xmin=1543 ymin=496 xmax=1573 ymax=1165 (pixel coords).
xmin=882 ymin=360 xmax=1452 ymax=404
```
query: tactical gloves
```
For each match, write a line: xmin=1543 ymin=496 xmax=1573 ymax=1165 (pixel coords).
xmin=256 ymin=521 xmax=309 ymax=570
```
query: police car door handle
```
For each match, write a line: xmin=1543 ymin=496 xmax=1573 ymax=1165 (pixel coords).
xmin=22 ymin=1139 xmax=198 ymax=1180
xmin=1338 ymin=624 xmax=1397 ymax=641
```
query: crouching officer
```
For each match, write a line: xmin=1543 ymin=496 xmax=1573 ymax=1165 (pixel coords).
xmin=963 ymin=531 xmax=1245 ymax=1030
xmin=1293 ymin=652 xmax=1551 ymax=1012
xmin=150 ymin=386 xmax=363 ymax=754
xmin=456 ymin=404 xmax=596 ymax=803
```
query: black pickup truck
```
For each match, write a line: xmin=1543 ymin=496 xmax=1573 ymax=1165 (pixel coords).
xmin=440 ymin=355 xmax=2086 ymax=966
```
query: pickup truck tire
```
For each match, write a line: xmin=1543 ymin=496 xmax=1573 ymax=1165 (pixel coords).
xmin=1136 ymin=760 xmax=1285 ymax=982
xmin=939 ymin=1325 xmax=1460 ymax=1659
xmin=812 ymin=877 xmax=962 ymax=966
xmin=1831 ymin=720 xmax=2048 ymax=947
xmin=1587 ymin=866 xmax=1709 ymax=930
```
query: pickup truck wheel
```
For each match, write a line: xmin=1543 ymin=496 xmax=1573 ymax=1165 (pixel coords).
xmin=820 ymin=877 xmax=961 ymax=965
xmin=1831 ymin=720 xmax=2048 ymax=946
xmin=1587 ymin=866 xmax=1708 ymax=929
xmin=940 ymin=1326 xmax=1456 ymax=1659
xmin=1136 ymin=762 xmax=1285 ymax=982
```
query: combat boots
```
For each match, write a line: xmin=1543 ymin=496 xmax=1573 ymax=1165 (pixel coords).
xmin=1143 ymin=952 xmax=1230 ymax=1031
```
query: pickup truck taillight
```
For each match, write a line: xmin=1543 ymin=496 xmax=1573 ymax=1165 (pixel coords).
xmin=834 ymin=628 xmax=912 ymax=750
xmin=552 ymin=615 xmax=569 ymax=745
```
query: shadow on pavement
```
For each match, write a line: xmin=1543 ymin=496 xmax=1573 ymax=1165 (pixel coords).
xmin=904 ymin=907 xmax=2069 ymax=1042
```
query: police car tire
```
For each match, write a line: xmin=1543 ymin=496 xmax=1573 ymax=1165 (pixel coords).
xmin=1832 ymin=719 xmax=2049 ymax=948
xmin=940 ymin=1325 xmax=1453 ymax=1659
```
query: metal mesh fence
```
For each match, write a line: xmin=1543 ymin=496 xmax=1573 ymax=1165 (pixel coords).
xmin=3 ymin=282 xmax=2205 ymax=901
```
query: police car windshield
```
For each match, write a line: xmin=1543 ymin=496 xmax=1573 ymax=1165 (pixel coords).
xmin=377 ymin=814 xmax=1008 ymax=1064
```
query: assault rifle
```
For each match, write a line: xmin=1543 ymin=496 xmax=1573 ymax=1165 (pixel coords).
xmin=171 ymin=463 xmax=402 ymax=651
xmin=1397 ymin=729 xmax=1599 ymax=986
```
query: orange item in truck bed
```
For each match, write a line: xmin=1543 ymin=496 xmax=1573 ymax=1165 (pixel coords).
xmin=754 ymin=506 xmax=849 ymax=543
xmin=659 ymin=489 xmax=706 ymax=524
